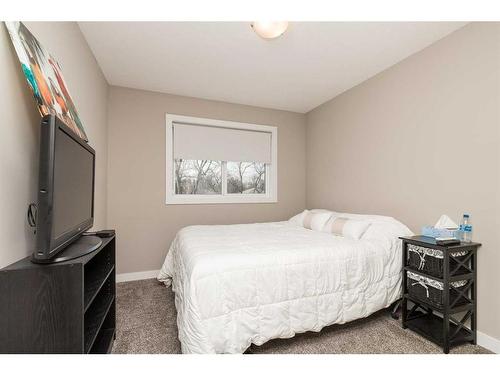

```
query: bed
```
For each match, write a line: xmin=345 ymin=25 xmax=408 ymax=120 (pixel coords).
xmin=158 ymin=212 xmax=413 ymax=354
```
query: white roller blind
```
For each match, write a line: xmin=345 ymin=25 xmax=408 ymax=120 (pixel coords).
xmin=173 ymin=122 xmax=272 ymax=163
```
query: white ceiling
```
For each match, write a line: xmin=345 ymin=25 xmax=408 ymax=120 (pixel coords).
xmin=79 ymin=22 xmax=466 ymax=113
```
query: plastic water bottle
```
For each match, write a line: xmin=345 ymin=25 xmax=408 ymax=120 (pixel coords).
xmin=460 ymin=214 xmax=473 ymax=242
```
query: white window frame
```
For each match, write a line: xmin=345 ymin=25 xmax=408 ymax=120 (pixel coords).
xmin=165 ymin=114 xmax=278 ymax=205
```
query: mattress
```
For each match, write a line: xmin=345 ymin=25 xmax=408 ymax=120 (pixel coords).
xmin=158 ymin=217 xmax=412 ymax=353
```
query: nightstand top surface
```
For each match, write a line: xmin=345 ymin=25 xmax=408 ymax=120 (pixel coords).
xmin=399 ymin=235 xmax=481 ymax=250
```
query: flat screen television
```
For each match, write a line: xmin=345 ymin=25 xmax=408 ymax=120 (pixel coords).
xmin=33 ymin=114 xmax=97 ymax=263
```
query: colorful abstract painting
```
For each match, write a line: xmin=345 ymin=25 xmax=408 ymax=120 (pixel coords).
xmin=5 ymin=22 xmax=88 ymax=141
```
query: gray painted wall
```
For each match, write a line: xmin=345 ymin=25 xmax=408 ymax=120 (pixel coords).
xmin=0 ymin=22 xmax=109 ymax=268
xmin=306 ymin=23 xmax=500 ymax=340
xmin=107 ymin=86 xmax=307 ymax=274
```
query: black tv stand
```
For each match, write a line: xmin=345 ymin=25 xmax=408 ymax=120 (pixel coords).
xmin=0 ymin=232 xmax=116 ymax=353
xmin=31 ymin=234 xmax=103 ymax=264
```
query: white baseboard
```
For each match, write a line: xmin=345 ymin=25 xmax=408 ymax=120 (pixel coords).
xmin=477 ymin=331 xmax=500 ymax=353
xmin=116 ymin=269 xmax=160 ymax=283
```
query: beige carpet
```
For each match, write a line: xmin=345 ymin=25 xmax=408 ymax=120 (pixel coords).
xmin=112 ymin=279 xmax=491 ymax=354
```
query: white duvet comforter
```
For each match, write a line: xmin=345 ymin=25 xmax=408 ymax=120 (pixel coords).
xmin=158 ymin=217 xmax=412 ymax=353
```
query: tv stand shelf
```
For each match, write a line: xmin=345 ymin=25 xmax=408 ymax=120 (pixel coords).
xmin=0 ymin=232 xmax=116 ymax=354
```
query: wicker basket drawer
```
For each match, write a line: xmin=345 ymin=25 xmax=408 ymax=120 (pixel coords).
xmin=407 ymin=272 xmax=468 ymax=309
xmin=407 ymin=244 xmax=469 ymax=278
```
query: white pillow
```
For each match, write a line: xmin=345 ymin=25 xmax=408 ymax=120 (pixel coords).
xmin=362 ymin=220 xmax=413 ymax=242
xmin=288 ymin=211 xmax=307 ymax=226
xmin=288 ymin=210 xmax=332 ymax=231
xmin=335 ymin=212 xmax=396 ymax=224
xmin=309 ymin=208 xmax=337 ymax=215
xmin=322 ymin=216 xmax=371 ymax=240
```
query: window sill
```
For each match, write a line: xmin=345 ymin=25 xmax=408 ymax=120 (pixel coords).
xmin=165 ymin=194 xmax=277 ymax=205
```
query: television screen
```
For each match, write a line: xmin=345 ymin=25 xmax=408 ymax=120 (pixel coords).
xmin=52 ymin=127 xmax=94 ymax=241
xmin=34 ymin=115 xmax=95 ymax=262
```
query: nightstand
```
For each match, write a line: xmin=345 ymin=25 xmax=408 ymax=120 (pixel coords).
xmin=399 ymin=236 xmax=481 ymax=354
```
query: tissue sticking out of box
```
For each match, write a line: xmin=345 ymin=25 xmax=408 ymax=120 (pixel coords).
xmin=422 ymin=214 xmax=459 ymax=238
xmin=434 ymin=214 xmax=458 ymax=229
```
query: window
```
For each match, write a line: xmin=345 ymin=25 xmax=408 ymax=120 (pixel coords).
xmin=174 ymin=160 xmax=221 ymax=195
xmin=226 ymin=162 xmax=266 ymax=194
xmin=166 ymin=114 xmax=277 ymax=204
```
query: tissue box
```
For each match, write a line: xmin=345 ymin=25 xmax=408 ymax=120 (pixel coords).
xmin=421 ymin=226 xmax=459 ymax=239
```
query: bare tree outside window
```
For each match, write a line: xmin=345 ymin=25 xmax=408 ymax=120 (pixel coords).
xmin=175 ymin=159 xmax=222 ymax=194
xmin=227 ymin=162 xmax=266 ymax=194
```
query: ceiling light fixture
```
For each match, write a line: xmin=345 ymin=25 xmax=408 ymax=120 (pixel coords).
xmin=251 ymin=21 xmax=289 ymax=39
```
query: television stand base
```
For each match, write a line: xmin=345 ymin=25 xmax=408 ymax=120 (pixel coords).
xmin=31 ymin=235 xmax=102 ymax=264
